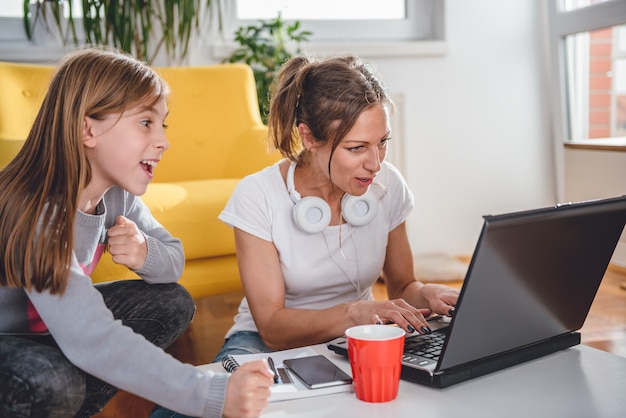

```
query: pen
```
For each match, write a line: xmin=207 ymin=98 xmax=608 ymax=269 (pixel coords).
xmin=267 ymin=356 xmax=282 ymax=384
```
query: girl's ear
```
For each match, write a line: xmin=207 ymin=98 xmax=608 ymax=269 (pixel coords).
xmin=82 ymin=116 xmax=97 ymax=148
xmin=297 ymin=123 xmax=317 ymax=151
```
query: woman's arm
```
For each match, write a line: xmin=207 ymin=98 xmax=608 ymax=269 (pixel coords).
xmin=236 ymin=227 xmax=437 ymax=349
xmin=382 ymin=222 xmax=458 ymax=320
xmin=235 ymin=227 xmax=352 ymax=349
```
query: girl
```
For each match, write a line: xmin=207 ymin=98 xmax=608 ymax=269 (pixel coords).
xmin=0 ymin=48 xmax=273 ymax=418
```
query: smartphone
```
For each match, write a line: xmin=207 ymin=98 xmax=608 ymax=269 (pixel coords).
xmin=283 ymin=355 xmax=353 ymax=389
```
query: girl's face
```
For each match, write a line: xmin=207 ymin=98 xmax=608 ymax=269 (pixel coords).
xmin=315 ymin=104 xmax=391 ymax=197
xmin=83 ymin=98 xmax=169 ymax=197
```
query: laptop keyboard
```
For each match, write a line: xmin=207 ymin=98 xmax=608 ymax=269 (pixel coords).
xmin=402 ymin=330 xmax=447 ymax=367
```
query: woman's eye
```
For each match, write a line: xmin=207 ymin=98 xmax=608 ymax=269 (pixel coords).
xmin=379 ymin=138 xmax=391 ymax=148
xmin=140 ymin=120 xmax=151 ymax=127
xmin=348 ymin=145 xmax=364 ymax=152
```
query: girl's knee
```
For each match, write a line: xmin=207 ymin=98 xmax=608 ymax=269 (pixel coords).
xmin=0 ymin=356 xmax=85 ymax=417
xmin=152 ymin=283 xmax=195 ymax=331
xmin=168 ymin=283 xmax=195 ymax=322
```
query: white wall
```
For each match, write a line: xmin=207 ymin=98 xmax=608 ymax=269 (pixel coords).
xmin=563 ymin=148 xmax=626 ymax=266
xmin=564 ymin=149 xmax=626 ymax=201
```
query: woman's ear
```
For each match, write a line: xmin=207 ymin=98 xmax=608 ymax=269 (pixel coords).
xmin=297 ymin=123 xmax=316 ymax=151
xmin=82 ymin=116 xmax=97 ymax=148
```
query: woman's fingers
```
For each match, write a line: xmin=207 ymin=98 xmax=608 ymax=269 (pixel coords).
xmin=376 ymin=299 xmax=432 ymax=334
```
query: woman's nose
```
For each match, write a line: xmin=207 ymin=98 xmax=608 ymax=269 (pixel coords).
xmin=366 ymin=147 xmax=382 ymax=172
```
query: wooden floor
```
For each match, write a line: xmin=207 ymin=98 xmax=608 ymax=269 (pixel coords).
xmin=95 ymin=266 xmax=626 ymax=417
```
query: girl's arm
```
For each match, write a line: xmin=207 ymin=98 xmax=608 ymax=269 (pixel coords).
xmin=27 ymin=260 xmax=225 ymax=417
xmin=111 ymin=189 xmax=184 ymax=283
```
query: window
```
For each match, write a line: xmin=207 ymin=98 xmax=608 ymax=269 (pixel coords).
xmin=565 ymin=25 xmax=626 ymax=139
xmin=236 ymin=0 xmax=405 ymax=20
xmin=0 ymin=2 xmax=28 ymax=42
xmin=0 ymin=1 xmax=80 ymax=37
xmin=547 ymin=0 xmax=626 ymax=144
xmin=229 ymin=0 xmax=444 ymax=42
xmin=0 ymin=3 xmax=21 ymax=17
xmin=560 ymin=0 xmax=613 ymax=12
xmin=1 ymin=1 xmax=446 ymax=62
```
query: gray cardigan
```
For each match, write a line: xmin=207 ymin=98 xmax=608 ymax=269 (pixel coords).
xmin=0 ymin=186 xmax=228 ymax=417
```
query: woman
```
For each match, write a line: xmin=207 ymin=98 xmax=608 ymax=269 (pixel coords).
xmin=215 ymin=55 xmax=459 ymax=359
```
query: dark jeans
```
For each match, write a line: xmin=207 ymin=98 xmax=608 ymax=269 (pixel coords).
xmin=0 ymin=280 xmax=195 ymax=418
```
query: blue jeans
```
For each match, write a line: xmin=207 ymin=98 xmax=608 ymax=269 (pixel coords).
xmin=150 ymin=331 xmax=271 ymax=418
xmin=0 ymin=280 xmax=195 ymax=418
xmin=212 ymin=331 xmax=272 ymax=364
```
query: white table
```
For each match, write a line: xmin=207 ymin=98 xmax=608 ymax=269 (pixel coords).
xmin=206 ymin=344 xmax=626 ymax=418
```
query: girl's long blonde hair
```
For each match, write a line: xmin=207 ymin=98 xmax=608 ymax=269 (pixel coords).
xmin=0 ymin=47 xmax=169 ymax=294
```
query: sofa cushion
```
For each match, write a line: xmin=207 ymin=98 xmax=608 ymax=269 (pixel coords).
xmin=0 ymin=139 xmax=25 ymax=169
xmin=141 ymin=179 xmax=240 ymax=260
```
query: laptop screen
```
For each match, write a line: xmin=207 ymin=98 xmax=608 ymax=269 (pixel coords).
xmin=438 ymin=196 xmax=626 ymax=371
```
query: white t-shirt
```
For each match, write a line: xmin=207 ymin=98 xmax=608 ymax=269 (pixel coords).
xmin=219 ymin=160 xmax=414 ymax=337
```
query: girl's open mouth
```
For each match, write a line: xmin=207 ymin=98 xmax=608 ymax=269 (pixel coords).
xmin=141 ymin=160 xmax=157 ymax=176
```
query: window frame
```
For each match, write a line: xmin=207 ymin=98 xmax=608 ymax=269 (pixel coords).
xmin=212 ymin=0 xmax=447 ymax=60
xmin=0 ymin=1 xmax=448 ymax=62
xmin=546 ymin=0 xmax=626 ymax=146
xmin=545 ymin=0 xmax=626 ymax=202
xmin=231 ymin=0 xmax=440 ymax=42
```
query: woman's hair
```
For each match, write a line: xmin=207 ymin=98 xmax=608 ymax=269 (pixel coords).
xmin=268 ymin=55 xmax=393 ymax=164
xmin=0 ymin=47 xmax=169 ymax=294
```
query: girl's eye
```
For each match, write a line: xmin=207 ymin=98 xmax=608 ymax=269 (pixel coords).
xmin=348 ymin=145 xmax=365 ymax=152
xmin=140 ymin=120 xmax=151 ymax=127
xmin=163 ymin=123 xmax=169 ymax=130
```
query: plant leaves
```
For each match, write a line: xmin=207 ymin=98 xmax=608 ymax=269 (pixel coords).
xmin=223 ymin=14 xmax=312 ymax=123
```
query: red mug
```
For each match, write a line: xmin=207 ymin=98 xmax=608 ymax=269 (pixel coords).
xmin=345 ymin=325 xmax=405 ymax=402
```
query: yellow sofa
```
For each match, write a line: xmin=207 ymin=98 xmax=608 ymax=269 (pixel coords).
xmin=0 ymin=61 xmax=280 ymax=299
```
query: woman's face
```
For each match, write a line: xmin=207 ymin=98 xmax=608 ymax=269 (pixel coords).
xmin=320 ymin=104 xmax=391 ymax=196
xmin=83 ymin=98 xmax=170 ymax=197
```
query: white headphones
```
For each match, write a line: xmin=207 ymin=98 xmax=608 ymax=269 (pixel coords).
xmin=287 ymin=161 xmax=378 ymax=233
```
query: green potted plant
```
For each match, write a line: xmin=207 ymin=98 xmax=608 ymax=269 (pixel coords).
xmin=23 ymin=0 xmax=77 ymax=46
xmin=22 ymin=0 xmax=225 ymax=64
xmin=223 ymin=14 xmax=312 ymax=123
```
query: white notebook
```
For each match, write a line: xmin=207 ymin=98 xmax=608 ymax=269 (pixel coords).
xmin=198 ymin=347 xmax=354 ymax=402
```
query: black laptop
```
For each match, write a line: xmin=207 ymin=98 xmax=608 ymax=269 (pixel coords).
xmin=328 ymin=195 xmax=626 ymax=388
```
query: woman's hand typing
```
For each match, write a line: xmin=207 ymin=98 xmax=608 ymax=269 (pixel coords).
xmin=346 ymin=299 xmax=433 ymax=335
